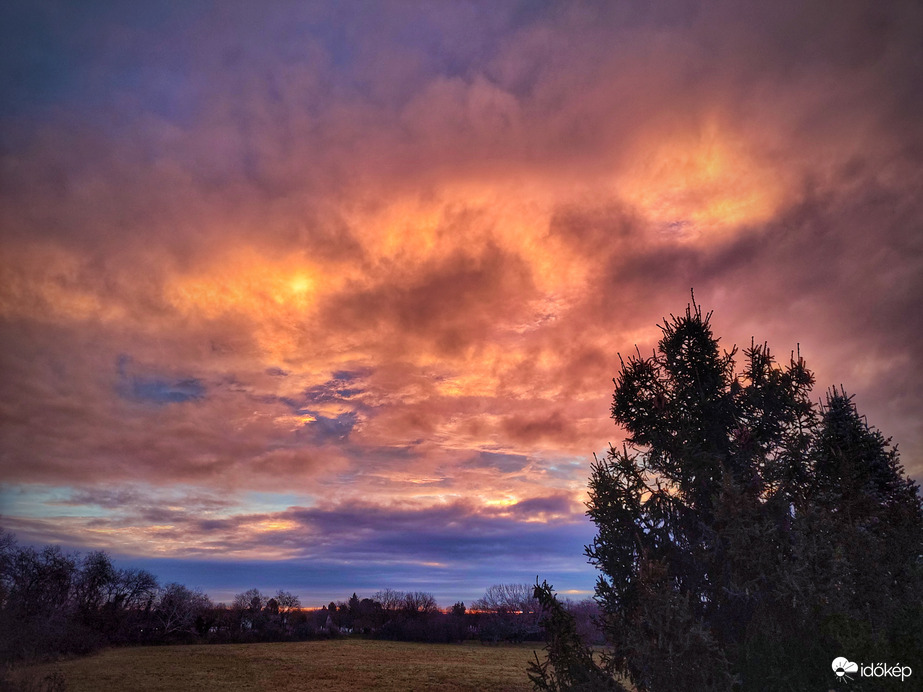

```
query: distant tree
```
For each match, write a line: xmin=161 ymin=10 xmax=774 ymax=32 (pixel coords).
xmin=11 ymin=545 xmax=78 ymax=618
xmin=154 ymin=583 xmax=212 ymax=637
xmin=0 ymin=538 xmax=80 ymax=658
xmin=474 ymin=583 xmax=543 ymax=643
xmin=273 ymin=590 xmax=301 ymax=630
xmin=401 ymin=591 xmax=438 ymax=617
xmin=347 ymin=592 xmax=360 ymax=617
xmin=274 ymin=590 xmax=301 ymax=613
xmin=561 ymin=598 xmax=603 ymax=646
xmin=450 ymin=601 xmax=466 ymax=617
xmin=0 ymin=535 xmax=164 ymax=657
xmin=472 ymin=583 xmax=539 ymax=618
xmin=73 ymin=551 xmax=116 ymax=616
xmin=233 ymin=588 xmax=267 ymax=631
xmin=534 ymin=299 xmax=923 ymax=691
xmin=354 ymin=597 xmax=383 ymax=632
xmin=374 ymin=588 xmax=405 ymax=613
xmin=247 ymin=589 xmax=267 ymax=613
xmin=110 ymin=567 xmax=158 ymax=611
xmin=71 ymin=551 xmax=157 ymax=638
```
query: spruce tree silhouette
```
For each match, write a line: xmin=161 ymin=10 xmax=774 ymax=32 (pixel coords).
xmin=533 ymin=296 xmax=923 ymax=692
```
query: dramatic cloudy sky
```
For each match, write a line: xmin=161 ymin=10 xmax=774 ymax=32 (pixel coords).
xmin=2 ymin=0 xmax=921 ymax=605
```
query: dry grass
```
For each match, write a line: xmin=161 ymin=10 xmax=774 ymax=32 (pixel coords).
xmin=16 ymin=640 xmax=541 ymax=691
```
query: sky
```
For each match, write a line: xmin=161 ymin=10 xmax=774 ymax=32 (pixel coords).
xmin=1 ymin=0 xmax=922 ymax=606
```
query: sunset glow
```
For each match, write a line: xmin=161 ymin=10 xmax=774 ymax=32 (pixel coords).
xmin=620 ymin=119 xmax=786 ymax=239
xmin=1 ymin=0 xmax=921 ymax=605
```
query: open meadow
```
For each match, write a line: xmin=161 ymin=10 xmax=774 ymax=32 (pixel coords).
xmin=15 ymin=640 xmax=540 ymax=692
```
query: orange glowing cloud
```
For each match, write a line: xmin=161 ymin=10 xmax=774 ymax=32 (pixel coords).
xmin=617 ymin=116 xmax=787 ymax=241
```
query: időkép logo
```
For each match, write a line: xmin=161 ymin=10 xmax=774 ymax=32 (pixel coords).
xmin=832 ymin=657 xmax=912 ymax=683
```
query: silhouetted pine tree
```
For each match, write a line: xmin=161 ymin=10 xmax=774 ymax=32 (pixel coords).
xmin=528 ymin=580 xmax=625 ymax=692
xmin=535 ymin=298 xmax=922 ymax=691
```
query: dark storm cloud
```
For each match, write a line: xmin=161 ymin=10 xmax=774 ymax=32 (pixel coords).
xmin=501 ymin=411 xmax=572 ymax=445
xmin=303 ymin=376 xmax=367 ymax=405
xmin=299 ymin=411 xmax=359 ymax=445
xmin=331 ymin=369 xmax=372 ymax=382
xmin=463 ymin=452 xmax=531 ymax=474
xmin=276 ymin=500 xmax=588 ymax=563
xmin=319 ymin=243 xmax=536 ymax=357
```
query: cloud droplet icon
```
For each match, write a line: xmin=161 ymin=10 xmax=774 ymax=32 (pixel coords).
xmin=832 ymin=657 xmax=859 ymax=678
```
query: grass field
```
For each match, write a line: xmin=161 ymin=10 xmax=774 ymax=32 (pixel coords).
xmin=14 ymin=640 xmax=542 ymax=691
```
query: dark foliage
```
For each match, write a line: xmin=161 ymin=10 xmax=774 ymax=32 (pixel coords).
xmin=0 ymin=544 xmax=556 ymax=659
xmin=528 ymin=580 xmax=625 ymax=692
xmin=0 ymin=538 xmax=158 ymax=662
xmin=536 ymin=298 xmax=923 ymax=691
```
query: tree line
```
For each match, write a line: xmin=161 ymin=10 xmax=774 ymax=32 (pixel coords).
xmin=0 ymin=534 xmax=599 ymax=663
